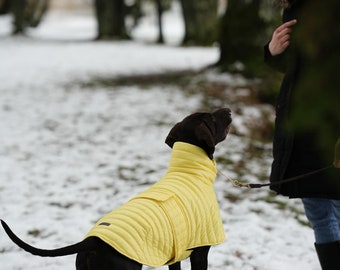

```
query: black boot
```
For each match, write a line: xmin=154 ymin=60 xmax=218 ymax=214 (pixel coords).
xmin=314 ymin=241 xmax=340 ymax=270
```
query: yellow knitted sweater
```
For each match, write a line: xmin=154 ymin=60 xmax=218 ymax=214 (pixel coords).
xmin=85 ymin=142 xmax=225 ymax=267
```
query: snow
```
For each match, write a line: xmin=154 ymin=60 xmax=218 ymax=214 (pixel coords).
xmin=0 ymin=5 xmax=319 ymax=270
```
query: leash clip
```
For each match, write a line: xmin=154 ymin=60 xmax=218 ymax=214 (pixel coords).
xmin=217 ymin=169 xmax=251 ymax=189
xmin=232 ymin=179 xmax=251 ymax=189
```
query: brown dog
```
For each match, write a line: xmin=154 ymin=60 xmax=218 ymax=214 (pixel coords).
xmin=1 ymin=108 xmax=232 ymax=270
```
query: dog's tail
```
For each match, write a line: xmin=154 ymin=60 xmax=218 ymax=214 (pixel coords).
xmin=1 ymin=220 xmax=95 ymax=257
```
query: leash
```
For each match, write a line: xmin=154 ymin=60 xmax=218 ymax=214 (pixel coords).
xmin=218 ymin=164 xmax=334 ymax=189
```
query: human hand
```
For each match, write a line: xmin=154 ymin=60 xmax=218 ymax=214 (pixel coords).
xmin=269 ymin=19 xmax=297 ymax=56
xmin=334 ymin=137 xmax=340 ymax=168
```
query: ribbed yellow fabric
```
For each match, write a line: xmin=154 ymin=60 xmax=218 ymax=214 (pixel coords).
xmin=85 ymin=142 xmax=225 ymax=267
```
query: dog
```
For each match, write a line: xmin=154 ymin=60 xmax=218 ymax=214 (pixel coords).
xmin=1 ymin=108 xmax=232 ymax=270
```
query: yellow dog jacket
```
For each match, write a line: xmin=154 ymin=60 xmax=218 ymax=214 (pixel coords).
xmin=85 ymin=142 xmax=225 ymax=267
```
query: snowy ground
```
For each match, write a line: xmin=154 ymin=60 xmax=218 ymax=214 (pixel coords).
xmin=0 ymin=5 xmax=320 ymax=270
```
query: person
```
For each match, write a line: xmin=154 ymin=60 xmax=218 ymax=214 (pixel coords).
xmin=264 ymin=0 xmax=340 ymax=269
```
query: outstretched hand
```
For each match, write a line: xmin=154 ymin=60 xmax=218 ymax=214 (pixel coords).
xmin=334 ymin=137 xmax=340 ymax=168
xmin=269 ymin=19 xmax=297 ymax=56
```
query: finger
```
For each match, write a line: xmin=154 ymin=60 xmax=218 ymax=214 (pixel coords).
xmin=283 ymin=19 xmax=297 ymax=27
xmin=280 ymin=40 xmax=290 ymax=50
xmin=278 ymin=36 xmax=290 ymax=47
xmin=275 ymin=19 xmax=297 ymax=33
xmin=276 ymin=28 xmax=292 ymax=40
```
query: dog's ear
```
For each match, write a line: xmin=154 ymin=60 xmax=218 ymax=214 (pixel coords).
xmin=212 ymin=108 xmax=232 ymax=144
xmin=165 ymin=122 xmax=182 ymax=148
xmin=195 ymin=117 xmax=215 ymax=159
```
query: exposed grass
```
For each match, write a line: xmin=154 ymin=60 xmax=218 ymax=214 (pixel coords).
xmin=74 ymin=69 xmax=198 ymax=89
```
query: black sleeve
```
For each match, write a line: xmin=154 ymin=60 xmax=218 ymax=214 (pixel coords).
xmin=264 ymin=42 xmax=288 ymax=74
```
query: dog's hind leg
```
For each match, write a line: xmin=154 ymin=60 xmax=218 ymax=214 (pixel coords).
xmin=190 ymin=246 xmax=211 ymax=270
xmin=168 ymin=261 xmax=181 ymax=270
xmin=76 ymin=241 xmax=142 ymax=270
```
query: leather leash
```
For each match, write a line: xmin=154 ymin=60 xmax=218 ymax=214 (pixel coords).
xmin=218 ymin=164 xmax=334 ymax=189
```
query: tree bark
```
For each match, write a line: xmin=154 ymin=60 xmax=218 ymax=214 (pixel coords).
xmin=0 ymin=0 xmax=10 ymax=15
xmin=217 ymin=0 xmax=267 ymax=74
xmin=95 ymin=0 xmax=128 ymax=40
xmin=11 ymin=0 xmax=26 ymax=34
xmin=179 ymin=0 xmax=218 ymax=46
xmin=155 ymin=0 xmax=164 ymax=44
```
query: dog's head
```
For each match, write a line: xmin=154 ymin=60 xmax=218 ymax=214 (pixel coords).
xmin=165 ymin=108 xmax=232 ymax=159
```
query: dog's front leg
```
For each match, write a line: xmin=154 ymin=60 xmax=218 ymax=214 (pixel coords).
xmin=189 ymin=246 xmax=211 ymax=270
xmin=168 ymin=262 xmax=181 ymax=270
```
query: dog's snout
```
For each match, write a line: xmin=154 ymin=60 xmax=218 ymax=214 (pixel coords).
xmin=213 ymin=108 xmax=232 ymax=125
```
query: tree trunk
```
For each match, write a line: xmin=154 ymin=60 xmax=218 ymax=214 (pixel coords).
xmin=155 ymin=0 xmax=164 ymax=44
xmin=217 ymin=0 xmax=267 ymax=75
xmin=10 ymin=0 xmax=49 ymax=35
xmin=95 ymin=0 xmax=128 ymax=40
xmin=11 ymin=0 xmax=26 ymax=34
xmin=179 ymin=0 xmax=218 ymax=46
xmin=26 ymin=0 xmax=49 ymax=28
xmin=0 ymin=0 xmax=10 ymax=15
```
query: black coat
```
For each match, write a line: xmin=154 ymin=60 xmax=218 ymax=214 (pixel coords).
xmin=264 ymin=0 xmax=340 ymax=199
